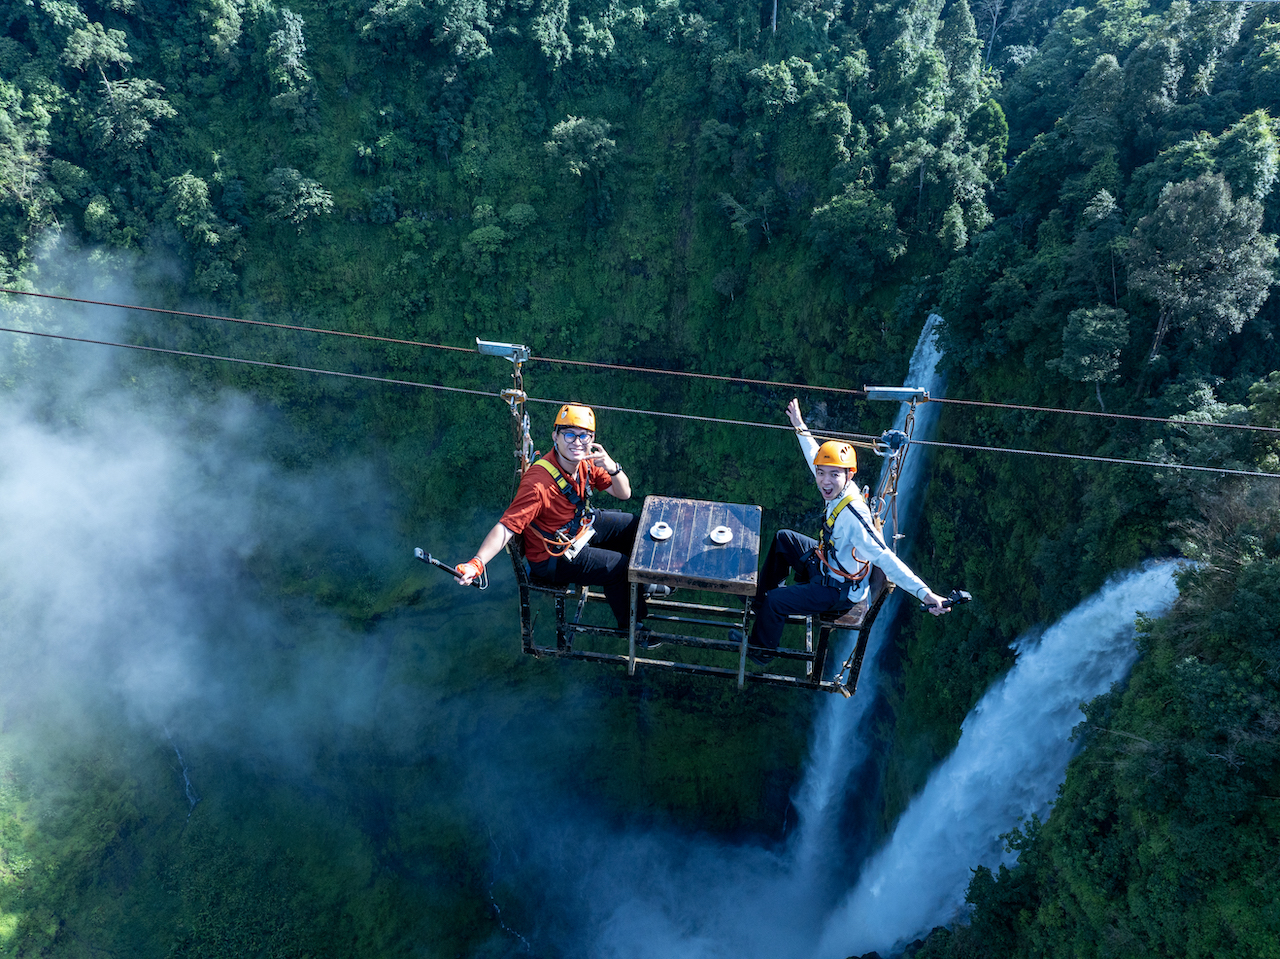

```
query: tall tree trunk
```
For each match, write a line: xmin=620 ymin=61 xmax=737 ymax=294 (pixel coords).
xmin=1146 ymin=308 xmax=1172 ymax=366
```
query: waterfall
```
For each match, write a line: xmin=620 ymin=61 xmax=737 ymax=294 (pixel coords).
xmin=790 ymin=314 xmax=946 ymax=882
xmin=164 ymin=726 xmax=201 ymax=818
xmin=578 ymin=315 xmax=951 ymax=959
xmin=814 ymin=563 xmax=1181 ymax=958
xmin=577 ymin=316 xmax=1176 ymax=959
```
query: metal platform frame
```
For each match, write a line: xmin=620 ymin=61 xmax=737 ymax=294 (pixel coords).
xmin=476 ymin=335 xmax=919 ymax=697
xmin=510 ymin=541 xmax=891 ymax=695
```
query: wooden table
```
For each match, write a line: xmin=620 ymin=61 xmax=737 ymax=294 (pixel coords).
xmin=626 ymin=496 xmax=763 ymax=683
xmin=629 ymin=496 xmax=762 ymax=594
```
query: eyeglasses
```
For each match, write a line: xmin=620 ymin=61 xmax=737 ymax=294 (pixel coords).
xmin=557 ymin=430 xmax=595 ymax=444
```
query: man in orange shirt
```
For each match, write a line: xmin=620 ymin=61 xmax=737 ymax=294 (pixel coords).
xmin=455 ymin=404 xmax=664 ymax=634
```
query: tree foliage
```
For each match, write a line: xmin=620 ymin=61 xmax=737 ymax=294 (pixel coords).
xmin=1128 ymin=172 xmax=1277 ymax=366
xmin=264 ymin=166 xmax=333 ymax=229
xmin=2 ymin=0 xmax=1280 ymax=954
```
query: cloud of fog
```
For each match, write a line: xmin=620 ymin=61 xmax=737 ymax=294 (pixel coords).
xmin=522 ymin=818 xmax=818 ymax=959
xmin=0 ymin=250 xmax=618 ymax=923
xmin=0 ymin=247 xmax=471 ymax=786
xmin=0 ymin=353 xmax=377 ymax=761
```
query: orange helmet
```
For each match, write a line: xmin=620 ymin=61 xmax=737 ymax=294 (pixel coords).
xmin=554 ymin=404 xmax=596 ymax=432
xmin=813 ymin=440 xmax=857 ymax=473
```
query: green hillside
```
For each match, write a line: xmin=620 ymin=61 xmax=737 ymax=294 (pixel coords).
xmin=1 ymin=0 xmax=1279 ymax=955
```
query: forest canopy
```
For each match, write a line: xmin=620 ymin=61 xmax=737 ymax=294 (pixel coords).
xmin=1 ymin=0 xmax=1279 ymax=956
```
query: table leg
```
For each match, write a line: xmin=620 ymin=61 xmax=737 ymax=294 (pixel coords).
xmin=628 ymin=582 xmax=638 ymax=676
xmin=737 ymin=596 xmax=747 ymax=689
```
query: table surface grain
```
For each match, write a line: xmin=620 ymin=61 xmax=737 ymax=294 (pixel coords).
xmin=628 ymin=496 xmax=762 ymax=596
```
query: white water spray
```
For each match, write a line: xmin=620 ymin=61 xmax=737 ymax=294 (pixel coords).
xmin=791 ymin=314 xmax=947 ymax=882
xmin=164 ymin=725 xmax=201 ymax=818
xmin=815 ymin=562 xmax=1181 ymax=958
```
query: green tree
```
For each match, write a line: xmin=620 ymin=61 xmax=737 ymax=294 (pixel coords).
xmin=161 ymin=171 xmax=241 ymax=292
xmin=544 ymin=116 xmax=616 ymax=192
xmin=1047 ymin=304 xmax=1129 ymax=409
xmin=1128 ymin=173 xmax=1278 ymax=368
xmin=266 ymin=8 xmax=316 ymax=130
xmin=265 ymin=167 xmax=333 ymax=231
xmin=360 ymin=0 xmax=497 ymax=61
xmin=1118 ymin=35 xmax=1182 ymax=156
xmin=61 ymin=19 xmax=174 ymax=158
xmin=91 ymin=77 xmax=177 ymax=153
xmin=0 ymin=83 xmax=50 ymax=211
xmin=1218 ymin=110 xmax=1278 ymax=202
xmin=718 ymin=188 xmax=779 ymax=247
xmin=1127 ymin=132 xmax=1218 ymax=215
xmin=161 ymin=172 xmax=218 ymax=246
xmin=198 ymin=0 xmax=244 ymax=66
xmin=61 ymin=21 xmax=132 ymax=77
xmin=1062 ymin=185 xmax=1126 ymax=307
xmin=808 ymin=183 xmax=906 ymax=285
xmin=1242 ymin=15 xmax=1280 ymax=113
xmin=1063 ymin=54 xmax=1124 ymax=161
xmin=973 ymin=0 xmax=1028 ymax=66
xmin=938 ymin=0 xmax=983 ymax=116
xmin=967 ymin=98 xmax=1009 ymax=180
xmin=531 ymin=0 xmax=572 ymax=69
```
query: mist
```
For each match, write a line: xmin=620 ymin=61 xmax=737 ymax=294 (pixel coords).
xmin=3 ymin=259 xmax=815 ymax=958
xmin=0 ymin=262 xmax=627 ymax=955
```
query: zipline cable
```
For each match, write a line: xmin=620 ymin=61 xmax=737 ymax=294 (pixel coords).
xmin=927 ymin=395 xmax=1275 ymax=433
xmin=3 ymin=323 xmax=1277 ymax=480
xmin=908 ymin=438 xmax=1277 ymax=480
xmin=0 ymin=326 xmax=497 ymax=398
xmin=5 ymin=286 xmax=1280 ymax=437
xmin=0 ymin=287 xmax=475 ymax=354
xmin=520 ymin=393 xmax=880 ymax=444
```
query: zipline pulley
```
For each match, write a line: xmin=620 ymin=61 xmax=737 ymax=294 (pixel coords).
xmin=480 ymin=339 xmax=535 ymax=476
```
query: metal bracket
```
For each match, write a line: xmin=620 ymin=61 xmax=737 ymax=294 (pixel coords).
xmin=863 ymin=385 xmax=930 ymax=403
xmin=476 ymin=339 xmax=531 ymax=366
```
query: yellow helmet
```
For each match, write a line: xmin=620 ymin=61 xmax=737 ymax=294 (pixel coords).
xmin=813 ymin=440 xmax=857 ymax=473
xmin=555 ymin=404 xmax=596 ymax=432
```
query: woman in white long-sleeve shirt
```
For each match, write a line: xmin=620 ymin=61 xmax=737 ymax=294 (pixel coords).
xmin=743 ymin=398 xmax=949 ymax=663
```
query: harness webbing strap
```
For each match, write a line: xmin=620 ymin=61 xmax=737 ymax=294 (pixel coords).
xmin=815 ymin=490 xmax=871 ymax=585
xmin=529 ymin=457 xmax=596 ymax=555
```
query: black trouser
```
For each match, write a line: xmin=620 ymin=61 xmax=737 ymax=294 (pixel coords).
xmin=528 ymin=509 xmax=644 ymax=629
xmin=750 ymin=529 xmax=852 ymax=651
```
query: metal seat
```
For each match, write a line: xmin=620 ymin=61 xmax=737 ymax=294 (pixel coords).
xmin=507 ymin=537 xmax=620 ymax=654
xmin=793 ymin=567 xmax=889 ymax=691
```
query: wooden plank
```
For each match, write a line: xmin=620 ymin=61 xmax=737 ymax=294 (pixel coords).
xmin=629 ymin=496 xmax=762 ymax=595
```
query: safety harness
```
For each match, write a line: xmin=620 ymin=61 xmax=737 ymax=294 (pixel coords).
xmin=814 ymin=489 xmax=874 ymax=587
xmin=527 ymin=456 xmax=597 ymax=556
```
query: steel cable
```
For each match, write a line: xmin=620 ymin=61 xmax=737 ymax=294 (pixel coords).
xmin=6 ymin=287 xmax=1279 ymax=436
xmin=3 ymin=323 xmax=1278 ymax=480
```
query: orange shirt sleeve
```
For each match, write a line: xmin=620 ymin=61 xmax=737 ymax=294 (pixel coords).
xmin=499 ymin=470 xmax=552 ymax=536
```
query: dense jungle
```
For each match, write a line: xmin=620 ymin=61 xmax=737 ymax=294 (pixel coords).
xmin=1 ymin=0 xmax=1279 ymax=955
